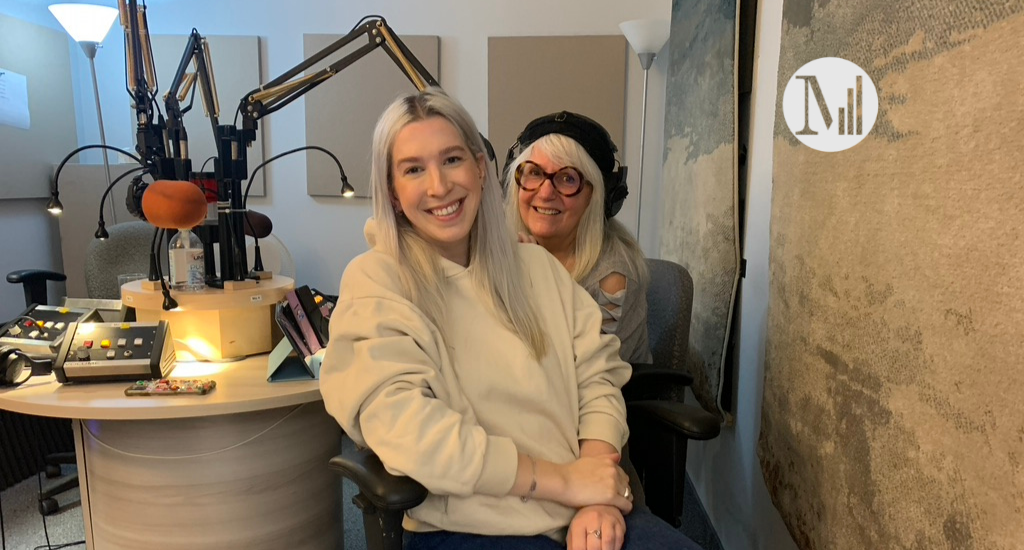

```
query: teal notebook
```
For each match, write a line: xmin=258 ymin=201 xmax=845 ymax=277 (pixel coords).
xmin=266 ymin=338 xmax=325 ymax=382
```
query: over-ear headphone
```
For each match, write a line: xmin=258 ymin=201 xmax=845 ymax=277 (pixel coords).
xmin=0 ymin=345 xmax=53 ymax=388
xmin=502 ymin=111 xmax=629 ymax=218
xmin=125 ymin=173 xmax=150 ymax=221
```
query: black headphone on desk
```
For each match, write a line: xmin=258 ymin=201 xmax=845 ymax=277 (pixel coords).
xmin=0 ymin=346 xmax=53 ymax=388
xmin=502 ymin=111 xmax=629 ymax=219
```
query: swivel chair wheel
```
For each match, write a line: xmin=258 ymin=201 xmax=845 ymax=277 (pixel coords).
xmin=39 ymin=498 xmax=59 ymax=516
xmin=45 ymin=464 xmax=62 ymax=478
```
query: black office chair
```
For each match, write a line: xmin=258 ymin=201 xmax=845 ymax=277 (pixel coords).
xmin=328 ymin=259 xmax=721 ymax=550
xmin=621 ymin=259 xmax=722 ymax=527
xmin=5 ymin=268 xmax=80 ymax=515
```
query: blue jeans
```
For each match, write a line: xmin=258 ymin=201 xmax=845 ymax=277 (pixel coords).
xmin=404 ymin=509 xmax=703 ymax=550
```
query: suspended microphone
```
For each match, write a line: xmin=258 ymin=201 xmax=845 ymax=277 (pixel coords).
xmin=244 ymin=210 xmax=273 ymax=239
xmin=140 ymin=180 xmax=208 ymax=229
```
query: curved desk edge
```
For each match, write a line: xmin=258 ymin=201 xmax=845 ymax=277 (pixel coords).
xmin=0 ymin=355 xmax=326 ymax=421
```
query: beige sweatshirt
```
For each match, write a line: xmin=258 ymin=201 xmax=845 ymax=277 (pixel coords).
xmin=319 ymin=235 xmax=631 ymax=539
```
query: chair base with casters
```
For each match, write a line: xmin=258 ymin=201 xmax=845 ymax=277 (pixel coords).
xmin=6 ymin=269 xmax=80 ymax=516
xmin=39 ymin=451 xmax=78 ymax=516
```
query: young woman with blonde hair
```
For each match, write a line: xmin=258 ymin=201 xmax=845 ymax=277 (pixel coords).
xmin=320 ymin=90 xmax=698 ymax=550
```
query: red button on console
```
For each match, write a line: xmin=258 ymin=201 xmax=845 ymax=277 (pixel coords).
xmin=84 ymin=340 xmax=94 ymax=349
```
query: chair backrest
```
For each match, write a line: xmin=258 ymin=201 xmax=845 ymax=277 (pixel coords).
xmin=645 ymin=259 xmax=694 ymax=368
xmin=84 ymin=221 xmax=154 ymax=300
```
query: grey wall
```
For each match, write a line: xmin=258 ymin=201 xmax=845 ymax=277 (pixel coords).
xmin=0 ymin=13 xmax=78 ymax=199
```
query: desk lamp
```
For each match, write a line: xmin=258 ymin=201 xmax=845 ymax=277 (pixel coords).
xmin=619 ymin=18 xmax=670 ymax=241
xmin=49 ymin=3 xmax=121 ymax=225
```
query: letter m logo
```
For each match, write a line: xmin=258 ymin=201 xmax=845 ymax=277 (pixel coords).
xmin=794 ymin=75 xmax=832 ymax=135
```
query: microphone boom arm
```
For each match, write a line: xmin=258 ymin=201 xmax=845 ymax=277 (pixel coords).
xmin=117 ymin=14 xmax=441 ymax=285
xmin=237 ymin=17 xmax=438 ymax=146
xmin=120 ymin=0 xmax=167 ymax=179
xmin=161 ymin=28 xmax=221 ymax=181
xmin=208 ymin=16 xmax=439 ymax=284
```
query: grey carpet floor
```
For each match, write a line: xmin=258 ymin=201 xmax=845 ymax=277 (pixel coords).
xmin=0 ymin=467 xmax=85 ymax=550
xmin=681 ymin=474 xmax=724 ymax=550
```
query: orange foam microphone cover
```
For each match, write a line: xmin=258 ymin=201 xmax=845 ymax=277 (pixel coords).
xmin=141 ymin=180 xmax=209 ymax=229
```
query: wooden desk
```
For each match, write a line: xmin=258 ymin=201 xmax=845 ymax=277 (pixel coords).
xmin=0 ymin=355 xmax=341 ymax=550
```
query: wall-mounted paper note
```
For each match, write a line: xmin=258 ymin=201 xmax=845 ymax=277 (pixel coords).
xmin=0 ymin=68 xmax=30 ymax=130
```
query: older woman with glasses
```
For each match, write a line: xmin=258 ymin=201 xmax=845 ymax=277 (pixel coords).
xmin=504 ymin=112 xmax=651 ymax=365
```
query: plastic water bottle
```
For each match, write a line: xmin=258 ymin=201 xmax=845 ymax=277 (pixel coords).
xmin=168 ymin=229 xmax=206 ymax=292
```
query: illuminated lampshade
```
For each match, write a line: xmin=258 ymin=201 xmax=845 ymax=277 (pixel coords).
xmin=341 ymin=180 xmax=356 ymax=198
xmin=618 ymin=18 xmax=671 ymax=244
xmin=46 ymin=192 xmax=64 ymax=215
xmin=619 ymin=19 xmax=670 ymax=56
xmin=47 ymin=3 xmax=121 ymax=228
xmin=48 ymin=3 xmax=119 ymax=44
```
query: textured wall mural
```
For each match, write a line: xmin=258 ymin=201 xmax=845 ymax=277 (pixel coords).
xmin=660 ymin=0 xmax=740 ymax=419
xmin=759 ymin=1 xmax=1024 ymax=549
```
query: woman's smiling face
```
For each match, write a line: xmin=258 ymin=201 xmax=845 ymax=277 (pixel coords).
xmin=391 ymin=116 xmax=484 ymax=266
xmin=517 ymin=147 xmax=593 ymax=243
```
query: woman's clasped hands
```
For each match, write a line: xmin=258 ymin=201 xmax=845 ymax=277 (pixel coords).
xmin=559 ymin=453 xmax=633 ymax=512
xmin=562 ymin=453 xmax=633 ymax=550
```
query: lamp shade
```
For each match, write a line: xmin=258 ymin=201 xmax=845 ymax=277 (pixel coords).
xmin=619 ymin=19 xmax=671 ymax=55
xmin=48 ymin=3 xmax=119 ymax=44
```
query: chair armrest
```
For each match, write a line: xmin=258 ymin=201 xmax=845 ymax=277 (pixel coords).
xmin=7 ymin=269 xmax=67 ymax=307
xmin=628 ymin=364 xmax=694 ymax=386
xmin=328 ymin=446 xmax=428 ymax=512
xmin=628 ymin=400 xmax=721 ymax=441
xmin=623 ymin=364 xmax=693 ymax=402
xmin=6 ymin=269 xmax=67 ymax=285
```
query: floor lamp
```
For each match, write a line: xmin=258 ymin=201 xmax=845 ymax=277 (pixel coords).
xmin=49 ymin=3 xmax=121 ymax=224
xmin=620 ymin=19 xmax=670 ymax=241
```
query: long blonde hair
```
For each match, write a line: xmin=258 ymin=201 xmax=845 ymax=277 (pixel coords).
xmin=505 ymin=134 xmax=648 ymax=285
xmin=371 ymin=89 xmax=547 ymax=358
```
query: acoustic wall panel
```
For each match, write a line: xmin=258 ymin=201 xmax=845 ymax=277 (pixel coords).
xmin=659 ymin=0 xmax=740 ymax=418
xmin=303 ymin=34 xmax=440 ymax=198
xmin=488 ymin=36 xmax=627 ymax=169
